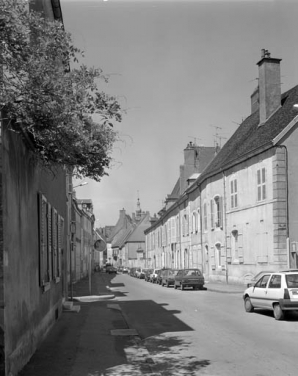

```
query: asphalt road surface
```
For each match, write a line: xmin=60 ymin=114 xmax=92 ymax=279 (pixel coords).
xmin=107 ymin=273 xmax=298 ymax=376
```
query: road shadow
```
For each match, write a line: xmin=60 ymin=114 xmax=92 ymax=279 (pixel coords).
xmin=144 ymin=334 xmax=210 ymax=376
xmin=104 ymin=333 xmax=211 ymax=376
xmin=120 ymin=300 xmax=192 ymax=338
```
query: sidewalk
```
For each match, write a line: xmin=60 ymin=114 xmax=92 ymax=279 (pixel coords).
xmin=19 ymin=272 xmax=132 ymax=376
xmin=18 ymin=273 xmax=245 ymax=376
xmin=205 ymin=280 xmax=246 ymax=294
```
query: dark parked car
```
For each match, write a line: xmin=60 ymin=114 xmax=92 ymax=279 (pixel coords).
xmin=156 ymin=269 xmax=163 ymax=285
xmin=144 ymin=269 xmax=153 ymax=282
xmin=106 ymin=265 xmax=117 ymax=274
xmin=174 ymin=268 xmax=205 ymax=290
xmin=161 ymin=269 xmax=179 ymax=287
xmin=129 ymin=267 xmax=137 ymax=277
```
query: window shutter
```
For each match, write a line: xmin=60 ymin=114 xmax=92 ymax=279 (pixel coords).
xmin=219 ymin=196 xmax=223 ymax=227
xmin=226 ymin=234 xmax=231 ymax=263
xmin=58 ymin=215 xmax=64 ymax=278
xmin=210 ymin=199 xmax=214 ymax=228
xmin=38 ymin=193 xmax=48 ymax=286
xmin=47 ymin=203 xmax=52 ymax=282
xmin=52 ymin=208 xmax=58 ymax=279
xmin=238 ymin=226 xmax=244 ymax=263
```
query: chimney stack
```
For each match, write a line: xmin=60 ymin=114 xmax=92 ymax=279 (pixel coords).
xmin=257 ymin=49 xmax=281 ymax=125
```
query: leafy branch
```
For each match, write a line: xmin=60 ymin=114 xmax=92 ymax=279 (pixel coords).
xmin=0 ymin=0 xmax=122 ymax=181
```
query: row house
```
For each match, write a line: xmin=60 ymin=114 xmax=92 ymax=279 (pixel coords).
xmin=0 ymin=2 xmax=99 ymax=374
xmin=0 ymin=3 xmax=68 ymax=375
xmin=107 ymin=201 xmax=151 ymax=268
xmin=71 ymin=197 xmax=95 ymax=285
xmin=145 ymin=50 xmax=298 ymax=285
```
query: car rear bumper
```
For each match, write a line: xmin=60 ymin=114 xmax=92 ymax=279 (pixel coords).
xmin=279 ymin=299 xmax=298 ymax=310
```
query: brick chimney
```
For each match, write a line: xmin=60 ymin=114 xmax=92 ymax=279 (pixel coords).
xmin=257 ymin=49 xmax=281 ymax=125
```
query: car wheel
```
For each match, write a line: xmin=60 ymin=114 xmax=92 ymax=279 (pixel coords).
xmin=180 ymin=284 xmax=184 ymax=291
xmin=273 ymin=303 xmax=284 ymax=320
xmin=244 ymin=297 xmax=254 ymax=312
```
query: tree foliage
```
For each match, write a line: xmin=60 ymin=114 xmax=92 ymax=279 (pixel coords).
xmin=0 ymin=0 xmax=122 ymax=181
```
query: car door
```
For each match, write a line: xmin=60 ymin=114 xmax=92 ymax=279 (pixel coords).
xmin=264 ymin=274 xmax=282 ymax=308
xmin=175 ymin=270 xmax=183 ymax=286
xmin=250 ymin=274 xmax=271 ymax=308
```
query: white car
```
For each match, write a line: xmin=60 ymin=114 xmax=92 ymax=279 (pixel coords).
xmin=149 ymin=269 xmax=161 ymax=283
xmin=243 ymin=270 xmax=298 ymax=320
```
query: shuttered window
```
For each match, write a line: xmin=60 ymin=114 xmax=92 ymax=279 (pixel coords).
xmin=257 ymin=168 xmax=266 ymax=201
xmin=38 ymin=192 xmax=64 ymax=290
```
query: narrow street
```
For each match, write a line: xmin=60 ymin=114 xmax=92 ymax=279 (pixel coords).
xmin=106 ymin=274 xmax=298 ymax=376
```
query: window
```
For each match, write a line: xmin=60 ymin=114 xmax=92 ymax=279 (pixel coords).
xmin=257 ymin=167 xmax=266 ymax=201
xmin=38 ymin=194 xmax=51 ymax=288
xmin=268 ymin=275 xmax=281 ymax=289
xmin=215 ymin=243 xmax=222 ymax=267
xmin=286 ymin=274 xmax=298 ymax=288
xmin=38 ymin=193 xmax=64 ymax=290
xmin=176 ymin=215 xmax=180 ymax=239
xmin=255 ymin=274 xmax=270 ymax=288
xmin=230 ymin=179 xmax=238 ymax=208
xmin=231 ymin=230 xmax=238 ymax=261
xmin=211 ymin=196 xmax=223 ymax=228
xmin=192 ymin=212 xmax=196 ymax=233
xmin=203 ymin=202 xmax=207 ymax=231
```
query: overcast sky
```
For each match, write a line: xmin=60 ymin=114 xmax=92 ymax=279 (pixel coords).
xmin=61 ymin=0 xmax=298 ymax=226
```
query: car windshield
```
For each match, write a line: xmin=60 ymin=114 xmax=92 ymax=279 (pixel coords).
xmin=286 ymin=274 xmax=298 ymax=288
xmin=185 ymin=269 xmax=201 ymax=276
xmin=169 ymin=270 xmax=178 ymax=276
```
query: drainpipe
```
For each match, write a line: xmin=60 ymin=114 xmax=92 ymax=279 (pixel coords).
xmin=198 ymin=186 xmax=204 ymax=274
xmin=222 ymin=171 xmax=228 ymax=284
xmin=277 ymin=145 xmax=290 ymax=268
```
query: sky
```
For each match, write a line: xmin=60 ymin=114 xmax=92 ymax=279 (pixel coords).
xmin=60 ymin=0 xmax=298 ymax=227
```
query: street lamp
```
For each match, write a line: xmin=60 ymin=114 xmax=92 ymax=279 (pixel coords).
xmin=73 ymin=182 xmax=88 ymax=188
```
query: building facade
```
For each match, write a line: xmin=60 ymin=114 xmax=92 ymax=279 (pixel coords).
xmin=145 ymin=50 xmax=298 ymax=284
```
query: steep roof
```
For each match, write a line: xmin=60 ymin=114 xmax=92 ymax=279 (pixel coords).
xmin=190 ymin=84 xmax=298 ymax=187
xmin=111 ymin=227 xmax=133 ymax=248
xmin=125 ymin=212 xmax=151 ymax=243
xmin=107 ymin=210 xmax=132 ymax=243
xmin=145 ymin=84 xmax=298 ymax=233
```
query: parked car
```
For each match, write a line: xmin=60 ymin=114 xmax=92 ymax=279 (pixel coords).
xmin=122 ymin=267 xmax=129 ymax=274
xmin=107 ymin=266 xmax=117 ymax=274
xmin=246 ymin=270 xmax=275 ymax=287
xmin=161 ymin=269 xmax=179 ymax=287
xmin=129 ymin=267 xmax=137 ymax=277
xmin=144 ymin=269 xmax=153 ymax=282
xmin=137 ymin=268 xmax=150 ymax=279
xmin=149 ymin=269 xmax=161 ymax=283
xmin=243 ymin=271 xmax=298 ymax=320
xmin=174 ymin=268 xmax=205 ymax=290
xmin=156 ymin=269 xmax=163 ymax=285
xmin=135 ymin=268 xmax=142 ymax=278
